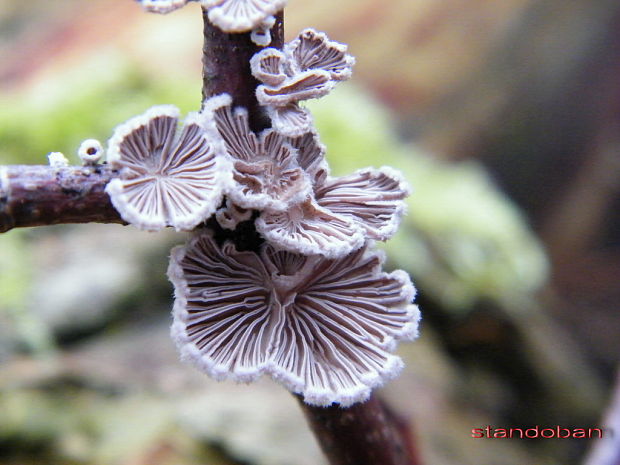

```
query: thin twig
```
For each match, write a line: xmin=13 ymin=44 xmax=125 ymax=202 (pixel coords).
xmin=0 ymin=164 xmax=122 ymax=233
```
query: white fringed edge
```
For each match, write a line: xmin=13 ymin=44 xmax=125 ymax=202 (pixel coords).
xmin=168 ymin=237 xmax=271 ymax=383
xmin=284 ymin=28 xmax=356 ymax=81
xmin=139 ymin=0 xmax=190 ymax=14
xmin=106 ymin=106 xmax=231 ymax=232
xmin=106 ymin=105 xmax=180 ymax=167
xmin=205 ymin=0 xmax=287 ymax=33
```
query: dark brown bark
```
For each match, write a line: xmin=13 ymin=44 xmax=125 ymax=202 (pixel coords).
xmin=298 ymin=395 xmax=419 ymax=465
xmin=0 ymin=164 xmax=123 ymax=233
xmin=201 ymin=8 xmax=283 ymax=131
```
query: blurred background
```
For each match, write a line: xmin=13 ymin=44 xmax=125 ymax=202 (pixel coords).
xmin=1 ymin=0 xmax=619 ymax=464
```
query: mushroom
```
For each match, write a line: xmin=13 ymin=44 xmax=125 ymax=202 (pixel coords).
xmin=215 ymin=198 xmax=253 ymax=230
xmin=78 ymin=139 xmax=104 ymax=166
xmin=138 ymin=0 xmax=191 ymax=14
xmin=256 ymin=198 xmax=365 ymax=258
xmin=314 ymin=167 xmax=411 ymax=241
xmin=203 ymin=0 xmax=287 ymax=33
xmin=105 ymin=105 xmax=230 ymax=232
xmin=256 ymin=164 xmax=409 ymax=258
xmin=169 ymin=232 xmax=420 ymax=406
xmin=203 ymin=94 xmax=312 ymax=211
xmin=47 ymin=152 xmax=69 ymax=169
xmin=251 ymin=28 xmax=355 ymax=136
xmin=137 ymin=0 xmax=286 ymax=42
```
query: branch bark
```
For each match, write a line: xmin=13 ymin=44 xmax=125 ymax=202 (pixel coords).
xmin=0 ymin=164 xmax=122 ymax=233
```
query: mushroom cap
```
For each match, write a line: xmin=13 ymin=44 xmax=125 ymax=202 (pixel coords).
xmin=169 ymin=232 xmax=420 ymax=406
xmin=256 ymin=199 xmax=365 ymax=258
xmin=250 ymin=49 xmax=288 ymax=87
xmin=203 ymin=94 xmax=313 ymax=210
xmin=285 ymin=28 xmax=355 ymax=80
xmin=205 ymin=0 xmax=287 ymax=33
xmin=315 ymin=166 xmax=411 ymax=241
xmin=265 ymin=103 xmax=314 ymax=138
xmin=256 ymin=69 xmax=334 ymax=107
xmin=287 ymin=130 xmax=329 ymax=186
xmin=105 ymin=105 xmax=230 ymax=231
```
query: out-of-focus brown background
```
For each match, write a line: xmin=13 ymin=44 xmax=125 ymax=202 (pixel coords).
xmin=1 ymin=1 xmax=619 ymax=464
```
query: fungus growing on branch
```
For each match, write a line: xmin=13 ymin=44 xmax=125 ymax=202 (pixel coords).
xmin=78 ymin=139 xmax=104 ymax=166
xmin=105 ymin=105 xmax=230 ymax=232
xmin=169 ymin=232 xmax=420 ymax=406
xmin=204 ymin=94 xmax=312 ymax=211
xmin=251 ymin=28 xmax=355 ymax=136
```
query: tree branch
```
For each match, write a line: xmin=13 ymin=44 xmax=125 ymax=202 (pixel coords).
xmin=0 ymin=164 xmax=122 ymax=233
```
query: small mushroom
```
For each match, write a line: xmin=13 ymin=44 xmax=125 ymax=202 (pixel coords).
xmin=203 ymin=0 xmax=287 ymax=33
xmin=285 ymin=28 xmax=356 ymax=81
xmin=215 ymin=198 xmax=253 ymax=230
xmin=105 ymin=105 xmax=230 ymax=231
xmin=203 ymin=94 xmax=312 ymax=211
xmin=169 ymin=232 xmax=420 ymax=406
xmin=78 ymin=139 xmax=104 ymax=166
xmin=254 ymin=165 xmax=409 ymax=257
xmin=47 ymin=152 xmax=69 ymax=169
xmin=250 ymin=15 xmax=276 ymax=47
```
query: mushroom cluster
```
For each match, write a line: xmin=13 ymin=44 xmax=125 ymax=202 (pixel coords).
xmin=251 ymin=29 xmax=356 ymax=136
xmin=101 ymin=22 xmax=420 ymax=405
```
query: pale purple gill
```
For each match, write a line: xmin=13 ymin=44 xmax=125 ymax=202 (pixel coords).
xmin=251 ymin=28 xmax=356 ymax=136
xmin=105 ymin=105 xmax=230 ymax=231
xmin=168 ymin=232 xmax=420 ymax=406
xmin=204 ymin=95 xmax=409 ymax=258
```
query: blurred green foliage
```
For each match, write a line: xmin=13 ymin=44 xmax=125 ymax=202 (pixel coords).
xmin=0 ymin=51 xmax=200 ymax=165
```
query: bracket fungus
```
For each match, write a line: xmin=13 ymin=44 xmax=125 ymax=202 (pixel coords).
xmin=97 ymin=6 xmax=421 ymax=408
xmin=200 ymin=94 xmax=410 ymax=258
xmin=105 ymin=105 xmax=230 ymax=232
xmin=169 ymin=233 xmax=420 ymax=406
xmin=251 ymin=28 xmax=355 ymax=136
